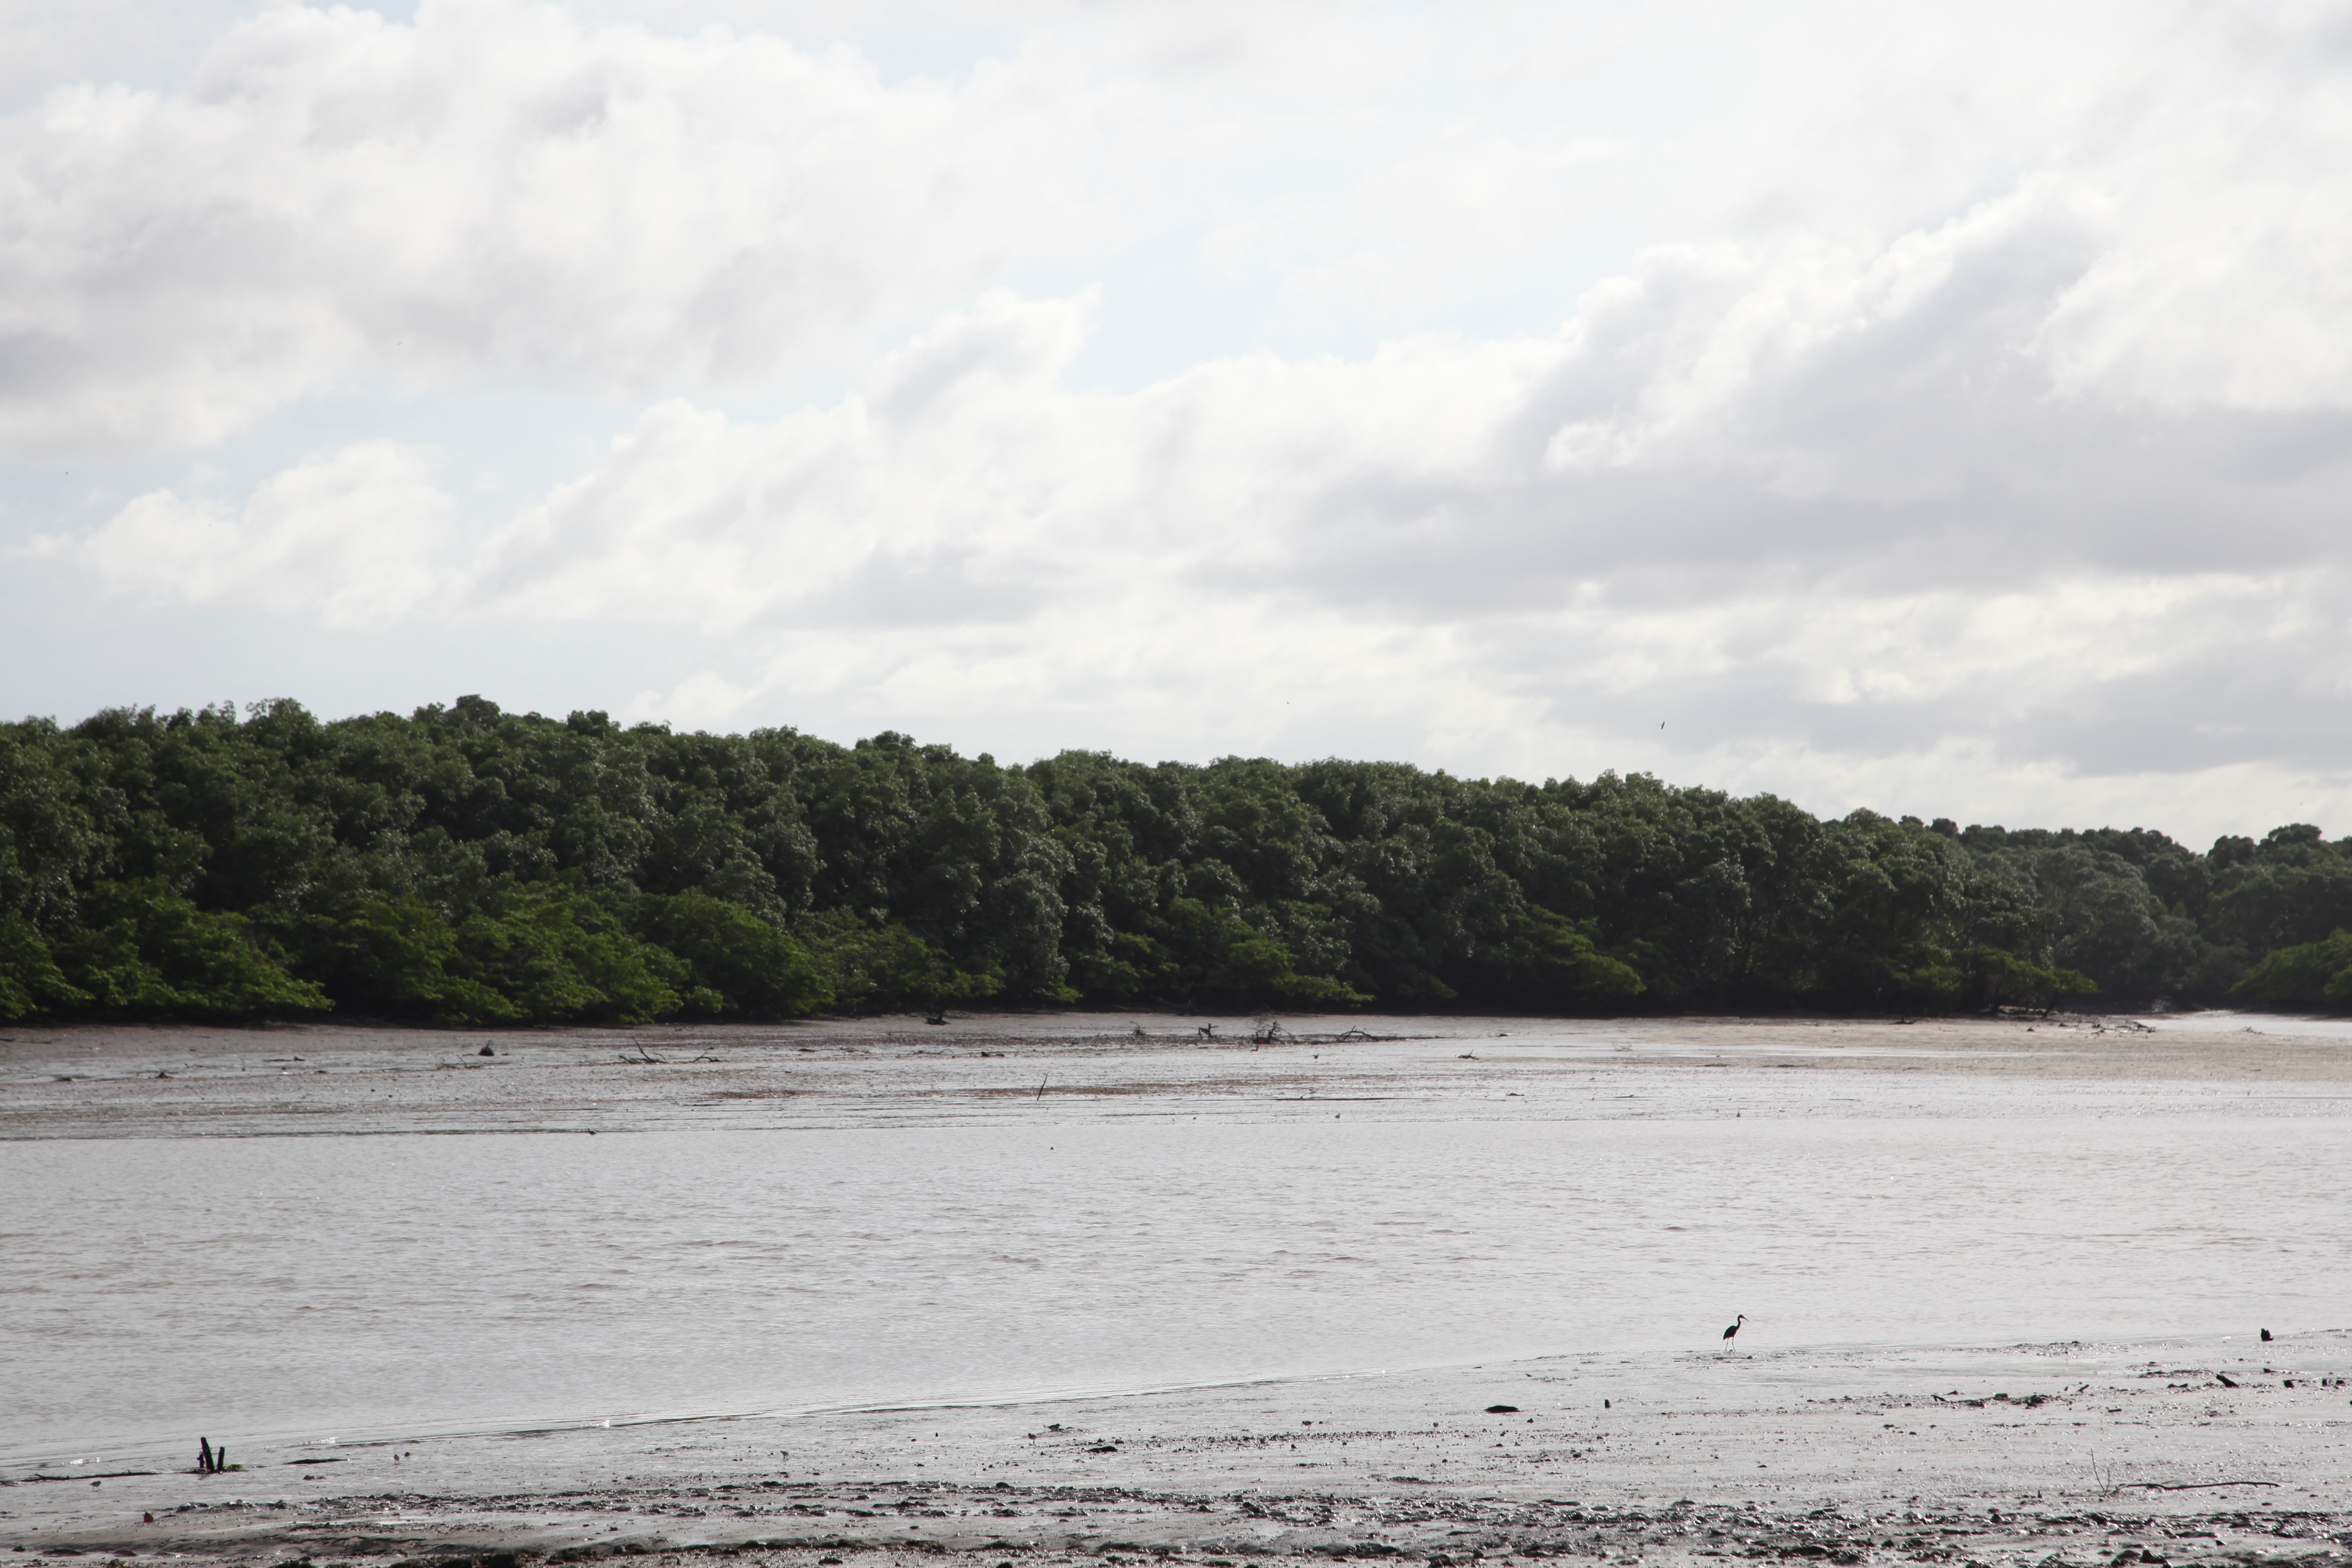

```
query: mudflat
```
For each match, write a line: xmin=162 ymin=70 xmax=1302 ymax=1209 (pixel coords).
xmin=7 ymin=1332 xmax=2350 ymax=1568
xmin=4 ymin=1010 xmax=2347 ymax=1142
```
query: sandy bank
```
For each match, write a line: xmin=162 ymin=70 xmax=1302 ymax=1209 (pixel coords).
xmin=6 ymin=1334 xmax=2350 ymax=1567
xmin=4 ymin=1012 xmax=2348 ymax=1142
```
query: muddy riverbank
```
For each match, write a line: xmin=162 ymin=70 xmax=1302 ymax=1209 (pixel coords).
xmin=8 ymin=1333 xmax=2350 ymax=1565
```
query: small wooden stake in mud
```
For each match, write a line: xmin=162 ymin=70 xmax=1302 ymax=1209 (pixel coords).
xmin=197 ymin=1437 xmax=227 ymax=1474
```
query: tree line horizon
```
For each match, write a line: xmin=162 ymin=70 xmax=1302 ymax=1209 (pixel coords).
xmin=4 ymin=694 xmax=2350 ymax=1025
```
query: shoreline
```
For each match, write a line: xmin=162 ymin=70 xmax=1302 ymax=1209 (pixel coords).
xmin=7 ymin=1011 xmax=2351 ymax=1145
xmin=0 ymin=1004 xmax=2335 ymax=1040
xmin=8 ymin=1332 xmax=2350 ymax=1566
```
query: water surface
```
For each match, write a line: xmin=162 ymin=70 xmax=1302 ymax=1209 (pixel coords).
xmin=8 ymin=1067 xmax=2347 ymax=1465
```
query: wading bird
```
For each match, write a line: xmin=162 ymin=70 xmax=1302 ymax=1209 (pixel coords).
xmin=1722 ymin=1315 xmax=1746 ymax=1343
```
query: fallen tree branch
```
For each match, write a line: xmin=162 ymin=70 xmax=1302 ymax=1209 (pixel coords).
xmin=2120 ymin=1480 xmax=2280 ymax=1491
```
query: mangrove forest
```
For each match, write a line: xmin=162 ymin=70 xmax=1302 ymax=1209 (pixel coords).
xmin=4 ymin=696 xmax=2349 ymax=1024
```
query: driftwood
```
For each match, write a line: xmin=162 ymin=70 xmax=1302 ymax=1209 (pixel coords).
xmin=2121 ymin=1480 xmax=2279 ymax=1491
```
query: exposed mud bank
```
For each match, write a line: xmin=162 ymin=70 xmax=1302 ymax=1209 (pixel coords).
xmin=8 ymin=1336 xmax=2350 ymax=1568
xmin=7 ymin=1011 xmax=2348 ymax=1142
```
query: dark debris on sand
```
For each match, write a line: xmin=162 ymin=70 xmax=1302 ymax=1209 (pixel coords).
xmin=9 ymin=1480 xmax=2350 ymax=1568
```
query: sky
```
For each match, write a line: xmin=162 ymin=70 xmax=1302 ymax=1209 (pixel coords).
xmin=5 ymin=0 xmax=2352 ymax=845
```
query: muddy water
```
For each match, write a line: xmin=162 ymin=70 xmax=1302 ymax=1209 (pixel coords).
xmin=7 ymin=1059 xmax=2348 ymax=1465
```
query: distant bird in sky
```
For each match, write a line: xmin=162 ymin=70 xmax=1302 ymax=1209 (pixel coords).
xmin=1722 ymin=1314 xmax=1746 ymax=1342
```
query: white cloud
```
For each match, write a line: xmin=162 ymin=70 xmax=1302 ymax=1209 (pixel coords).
xmin=82 ymin=440 xmax=451 ymax=628
xmin=0 ymin=0 xmax=1114 ymax=454
xmin=81 ymin=169 xmax=2352 ymax=837
xmin=16 ymin=0 xmax=2352 ymax=844
xmin=15 ymin=0 xmax=2352 ymax=456
xmin=458 ymin=289 xmax=1104 ymax=627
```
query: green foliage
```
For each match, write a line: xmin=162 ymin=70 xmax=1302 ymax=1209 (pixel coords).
xmin=1493 ymin=909 xmax=1645 ymax=1009
xmin=0 ymin=915 xmax=87 ymax=1020
xmin=262 ymin=892 xmax=509 ymax=1023
xmin=791 ymin=908 xmax=1003 ymax=1012
xmin=2230 ymin=929 xmax=2352 ymax=1010
xmin=1158 ymin=897 xmax=1371 ymax=1009
xmin=446 ymin=888 xmax=692 ymax=1024
xmin=268 ymin=885 xmax=696 ymax=1025
xmin=53 ymin=880 xmax=329 ymax=1019
xmin=2 ymin=694 xmax=2347 ymax=1021
xmin=1955 ymin=946 xmax=2098 ymax=1010
xmin=630 ymin=892 xmax=830 ymax=1018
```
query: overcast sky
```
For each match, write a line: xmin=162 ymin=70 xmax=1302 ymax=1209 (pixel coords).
xmin=5 ymin=0 xmax=2351 ymax=844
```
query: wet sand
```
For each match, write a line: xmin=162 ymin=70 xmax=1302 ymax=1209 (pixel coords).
xmin=6 ymin=1012 xmax=2349 ymax=1565
xmin=7 ymin=1332 xmax=2350 ymax=1566
xmin=4 ymin=1010 xmax=2348 ymax=1142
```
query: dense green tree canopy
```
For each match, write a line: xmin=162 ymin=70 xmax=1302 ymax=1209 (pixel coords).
xmin=0 ymin=697 xmax=2339 ymax=1022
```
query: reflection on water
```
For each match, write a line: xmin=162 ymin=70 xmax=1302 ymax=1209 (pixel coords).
xmin=6 ymin=1089 xmax=2348 ymax=1465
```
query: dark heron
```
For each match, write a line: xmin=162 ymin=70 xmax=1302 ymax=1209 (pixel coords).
xmin=1722 ymin=1315 xmax=1746 ymax=1342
